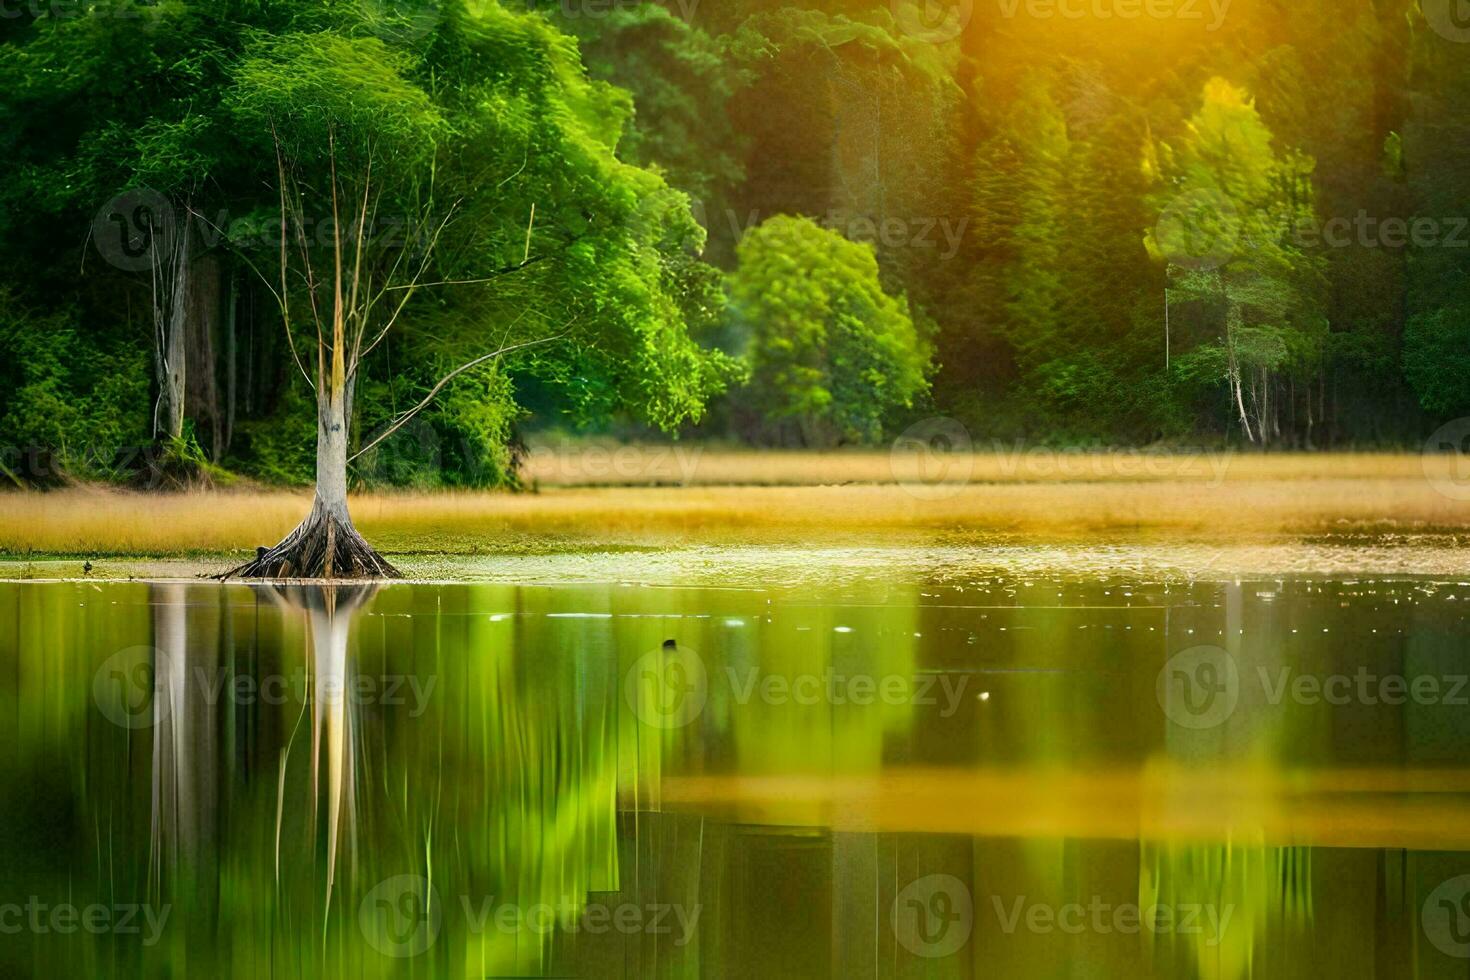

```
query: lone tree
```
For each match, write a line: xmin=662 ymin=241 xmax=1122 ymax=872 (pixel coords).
xmin=217 ymin=33 xmax=526 ymax=578
xmin=1145 ymin=78 xmax=1327 ymax=446
xmin=729 ymin=216 xmax=929 ymax=447
xmin=215 ymin=12 xmax=731 ymax=579
xmin=221 ymin=134 xmax=551 ymax=578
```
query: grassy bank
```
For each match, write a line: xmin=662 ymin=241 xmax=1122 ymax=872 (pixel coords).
xmin=3 ymin=451 xmax=1467 ymax=559
xmin=522 ymin=445 xmax=1437 ymax=487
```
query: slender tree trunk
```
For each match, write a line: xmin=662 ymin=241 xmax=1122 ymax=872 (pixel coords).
xmin=1225 ymin=304 xmax=1254 ymax=445
xmin=223 ymin=394 xmax=398 ymax=579
xmin=1288 ymin=376 xmax=1297 ymax=447
xmin=1305 ymin=378 xmax=1315 ymax=450
xmin=159 ymin=219 xmax=190 ymax=441
xmin=1234 ymin=377 xmax=1254 ymax=444
xmin=1227 ymin=349 xmax=1254 ymax=444
xmin=1259 ymin=367 xmax=1271 ymax=448
xmin=1270 ymin=372 xmax=1281 ymax=443
xmin=186 ymin=253 xmax=222 ymax=457
xmin=222 ymin=340 xmax=397 ymax=579
xmin=315 ymin=382 xmax=352 ymax=528
xmin=223 ymin=269 xmax=237 ymax=455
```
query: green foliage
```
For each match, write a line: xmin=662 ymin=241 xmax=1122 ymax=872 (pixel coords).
xmin=402 ymin=1 xmax=737 ymax=433
xmin=227 ymin=32 xmax=448 ymax=166
xmin=566 ymin=5 xmax=750 ymax=206
xmin=973 ymin=71 xmax=1070 ymax=375
xmin=1403 ymin=306 xmax=1470 ymax=417
xmin=0 ymin=295 xmax=149 ymax=482
xmin=1382 ymin=132 xmax=1405 ymax=181
xmin=227 ymin=383 xmax=318 ymax=486
xmin=353 ymin=365 xmax=524 ymax=488
xmin=0 ymin=0 xmax=742 ymax=487
xmin=729 ymin=216 xmax=929 ymax=446
xmin=0 ymin=0 xmax=1465 ymax=469
xmin=435 ymin=367 xmax=525 ymax=487
xmin=961 ymin=64 xmax=1167 ymax=439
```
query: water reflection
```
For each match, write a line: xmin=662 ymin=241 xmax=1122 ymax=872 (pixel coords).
xmin=0 ymin=575 xmax=1468 ymax=976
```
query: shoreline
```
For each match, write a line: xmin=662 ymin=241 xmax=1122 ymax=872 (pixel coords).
xmin=5 ymin=453 xmax=1466 ymax=575
xmin=6 ymin=538 xmax=1468 ymax=585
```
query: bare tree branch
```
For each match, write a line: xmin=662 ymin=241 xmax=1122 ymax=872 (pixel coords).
xmin=348 ymin=332 xmax=564 ymax=464
xmin=378 ymin=252 xmax=552 ymax=291
xmin=522 ymin=202 xmax=535 ymax=263
xmin=347 ymin=148 xmax=373 ymax=368
xmin=268 ymin=126 xmax=317 ymax=392
xmin=284 ymin=161 xmax=324 ymax=357
xmin=352 ymin=205 xmax=459 ymax=367
xmin=379 ymin=217 xmax=584 ymax=294
xmin=329 ymin=126 xmax=345 ymax=373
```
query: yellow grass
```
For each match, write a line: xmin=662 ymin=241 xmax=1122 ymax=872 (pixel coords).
xmin=524 ymin=444 xmax=1441 ymax=486
xmin=4 ymin=450 xmax=1468 ymax=558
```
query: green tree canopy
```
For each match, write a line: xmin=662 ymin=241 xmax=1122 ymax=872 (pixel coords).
xmin=0 ymin=0 xmax=736 ymax=487
xmin=729 ymin=215 xmax=929 ymax=447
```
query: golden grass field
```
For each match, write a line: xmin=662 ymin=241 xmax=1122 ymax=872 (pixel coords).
xmin=2 ymin=449 xmax=1468 ymax=559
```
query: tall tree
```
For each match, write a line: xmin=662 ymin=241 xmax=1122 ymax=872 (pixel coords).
xmin=217 ymin=4 xmax=734 ymax=576
xmin=1146 ymin=78 xmax=1328 ymax=446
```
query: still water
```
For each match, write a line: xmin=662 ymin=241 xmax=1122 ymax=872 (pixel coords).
xmin=2 ymin=570 xmax=1470 ymax=977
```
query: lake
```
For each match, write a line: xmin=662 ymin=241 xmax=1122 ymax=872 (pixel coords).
xmin=2 ymin=564 xmax=1470 ymax=977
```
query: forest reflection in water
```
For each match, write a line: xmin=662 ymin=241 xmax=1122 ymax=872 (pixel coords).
xmin=2 ymin=573 xmax=1470 ymax=977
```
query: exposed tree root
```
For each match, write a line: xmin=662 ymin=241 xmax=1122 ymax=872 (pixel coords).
xmin=218 ymin=498 xmax=400 ymax=580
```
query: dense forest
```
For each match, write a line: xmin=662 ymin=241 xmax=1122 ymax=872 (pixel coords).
xmin=1 ymin=0 xmax=1466 ymax=489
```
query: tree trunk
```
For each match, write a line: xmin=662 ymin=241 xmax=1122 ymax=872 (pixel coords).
xmin=1311 ymin=376 xmax=1323 ymax=452
xmin=1227 ymin=351 xmax=1254 ymax=445
xmin=184 ymin=253 xmax=222 ymax=458
xmin=1257 ymin=367 xmax=1270 ymax=448
xmin=222 ymin=383 xmax=399 ymax=580
xmin=158 ymin=218 xmax=190 ymax=441
xmin=223 ymin=269 xmax=237 ymax=455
